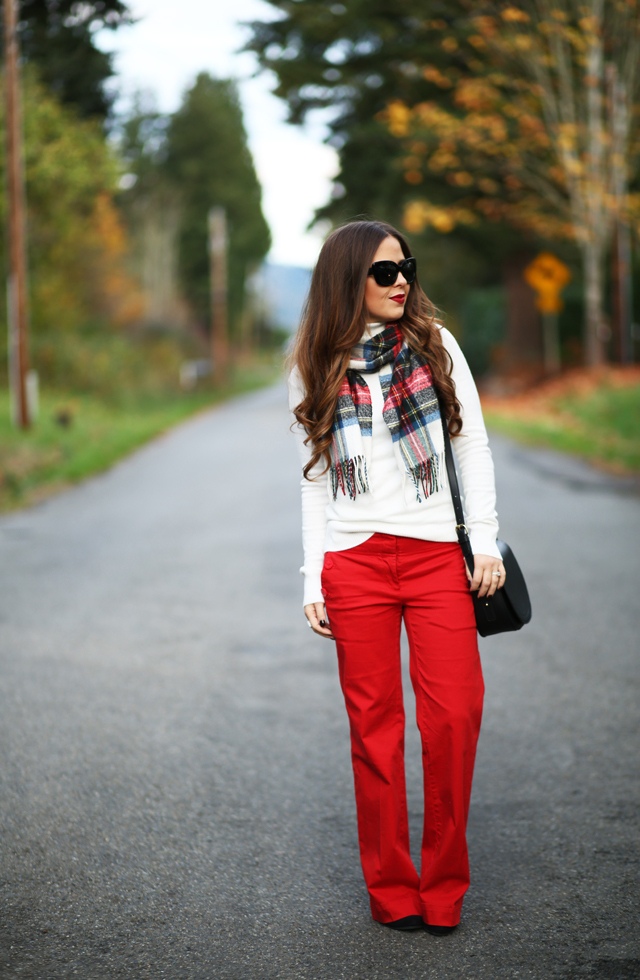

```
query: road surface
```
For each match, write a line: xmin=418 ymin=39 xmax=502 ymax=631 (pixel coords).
xmin=0 ymin=383 xmax=639 ymax=979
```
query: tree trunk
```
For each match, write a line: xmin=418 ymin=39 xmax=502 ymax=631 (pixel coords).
xmin=611 ymin=220 xmax=633 ymax=364
xmin=502 ymin=252 xmax=541 ymax=370
xmin=582 ymin=240 xmax=606 ymax=366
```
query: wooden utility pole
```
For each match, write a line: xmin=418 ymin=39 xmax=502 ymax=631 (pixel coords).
xmin=4 ymin=0 xmax=30 ymax=427
xmin=611 ymin=220 xmax=633 ymax=364
xmin=208 ymin=207 xmax=229 ymax=386
xmin=541 ymin=313 xmax=561 ymax=375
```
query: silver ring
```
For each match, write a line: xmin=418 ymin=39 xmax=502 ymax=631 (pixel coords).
xmin=492 ymin=571 xmax=501 ymax=576
xmin=307 ymin=620 xmax=312 ymax=628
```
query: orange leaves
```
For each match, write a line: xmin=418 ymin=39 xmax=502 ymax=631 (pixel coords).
xmin=627 ymin=193 xmax=640 ymax=238
xmin=380 ymin=0 xmax=638 ymax=255
xmin=471 ymin=113 xmax=508 ymax=145
xmin=577 ymin=15 xmax=600 ymax=34
xmin=428 ymin=149 xmax=461 ymax=172
xmin=556 ymin=123 xmax=579 ymax=152
xmin=447 ymin=171 xmax=475 ymax=186
xmin=474 ymin=197 xmax=508 ymax=221
xmin=478 ymin=177 xmax=499 ymax=194
xmin=381 ymin=73 xmax=569 ymax=241
xmin=382 ymin=100 xmax=412 ymax=137
xmin=513 ymin=34 xmax=533 ymax=51
xmin=422 ymin=65 xmax=453 ymax=89
xmin=93 ymin=191 xmax=127 ymax=260
xmin=475 ymin=195 xmax=574 ymax=239
xmin=382 ymin=89 xmax=514 ymax=188
xmin=90 ymin=193 xmax=144 ymax=326
xmin=11 ymin=71 xmax=145 ymax=337
xmin=403 ymin=200 xmax=477 ymax=234
xmin=413 ymin=95 xmax=508 ymax=148
xmin=453 ymin=77 xmax=500 ymax=112
xmin=518 ymin=113 xmax=550 ymax=147
xmin=403 ymin=155 xmax=424 ymax=183
xmin=413 ymin=101 xmax=451 ymax=128
xmin=501 ymin=7 xmax=530 ymax=23
xmin=472 ymin=15 xmax=498 ymax=37
xmin=548 ymin=165 xmax=566 ymax=185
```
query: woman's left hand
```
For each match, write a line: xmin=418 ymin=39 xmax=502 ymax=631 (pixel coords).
xmin=467 ymin=554 xmax=506 ymax=598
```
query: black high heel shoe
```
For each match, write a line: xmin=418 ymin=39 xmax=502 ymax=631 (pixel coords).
xmin=423 ymin=923 xmax=458 ymax=936
xmin=381 ymin=915 xmax=424 ymax=932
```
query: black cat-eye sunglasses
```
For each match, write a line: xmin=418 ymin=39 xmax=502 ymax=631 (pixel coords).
xmin=367 ymin=257 xmax=417 ymax=287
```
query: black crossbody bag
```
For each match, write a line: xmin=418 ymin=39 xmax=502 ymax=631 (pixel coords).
xmin=441 ymin=420 xmax=532 ymax=637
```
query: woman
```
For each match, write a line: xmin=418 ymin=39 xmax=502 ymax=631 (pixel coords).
xmin=288 ymin=220 xmax=505 ymax=935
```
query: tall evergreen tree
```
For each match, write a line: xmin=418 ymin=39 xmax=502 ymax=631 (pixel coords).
xmin=245 ymin=1 xmax=574 ymax=367
xmin=245 ymin=1 xmax=468 ymax=225
xmin=163 ymin=73 xmax=271 ymax=334
xmin=244 ymin=3 xmax=536 ymax=299
xmin=12 ymin=0 xmax=132 ymax=118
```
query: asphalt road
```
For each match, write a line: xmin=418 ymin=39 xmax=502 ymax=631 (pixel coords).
xmin=0 ymin=382 xmax=639 ymax=980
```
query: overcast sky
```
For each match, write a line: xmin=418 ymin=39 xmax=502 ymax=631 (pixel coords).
xmin=96 ymin=0 xmax=339 ymax=268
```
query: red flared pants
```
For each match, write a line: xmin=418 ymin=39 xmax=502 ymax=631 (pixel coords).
xmin=321 ymin=534 xmax=484 ymax=926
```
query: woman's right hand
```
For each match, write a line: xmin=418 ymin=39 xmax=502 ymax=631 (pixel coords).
xmin=304 ymin=602 xmax=334 ymax=640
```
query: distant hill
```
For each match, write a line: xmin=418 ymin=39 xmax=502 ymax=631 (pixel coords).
xmin=252 ymin=263 xmax=312 ymax=334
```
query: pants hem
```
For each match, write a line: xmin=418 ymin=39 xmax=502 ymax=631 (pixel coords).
xmin=370 ymin=899 xmax=422 ymax=924
xmin=420 ymin=899 xmax=463 ymax=927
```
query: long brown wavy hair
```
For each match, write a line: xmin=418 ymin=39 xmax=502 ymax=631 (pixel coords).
xmin=290 ymin=220 xmax=462 ymax=480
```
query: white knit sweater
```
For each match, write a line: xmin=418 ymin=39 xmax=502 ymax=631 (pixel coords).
xmin=288 ymin=323 xmax=501 ymax=607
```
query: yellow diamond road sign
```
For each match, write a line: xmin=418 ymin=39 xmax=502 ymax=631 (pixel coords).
xmin=524 ymin=252 xmax=571 ymax=314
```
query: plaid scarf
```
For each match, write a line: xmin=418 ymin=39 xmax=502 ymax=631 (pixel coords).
xmin=330 ymin=323 xmax=442 ymax=501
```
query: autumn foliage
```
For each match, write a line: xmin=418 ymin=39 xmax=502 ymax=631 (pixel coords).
xmin=378 ymin=1 xmax=640 ymax=364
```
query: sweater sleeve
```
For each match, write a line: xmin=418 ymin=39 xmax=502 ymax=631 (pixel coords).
xmin=442 ymin=327 xmax=501 ymax=560
xmin=288 ymin=367 xmax=329 ymax=607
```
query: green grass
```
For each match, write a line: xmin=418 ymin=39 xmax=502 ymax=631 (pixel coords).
xmin=0 ymin=358 xmax=282 ymax=512
xmin=484 ymin=381 xmax=640 ymax=473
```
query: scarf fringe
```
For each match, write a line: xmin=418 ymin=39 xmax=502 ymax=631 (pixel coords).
xmin=410 ymin=453 xmax=441 ymax=502
xmin=331 ymin=455 xmax=369 ymax=501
